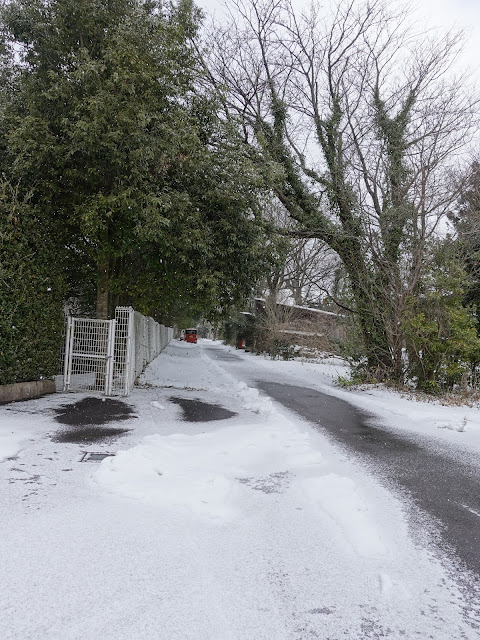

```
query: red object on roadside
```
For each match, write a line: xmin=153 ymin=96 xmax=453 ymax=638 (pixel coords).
xmin=185 ymin=329 xmax=197 ymax=344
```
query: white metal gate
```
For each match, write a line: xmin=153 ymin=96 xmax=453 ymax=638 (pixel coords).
xmin=63 ymin=317 xmax=116 ymax=395
xmin=60 ymin=307 xmax=174 ymax=396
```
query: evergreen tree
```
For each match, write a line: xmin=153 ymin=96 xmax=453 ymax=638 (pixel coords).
xmin=402 ymin=246 xmax=480 ymax=392
xmin=450 ymin=161 xmax=480 ymax=326
xmin=2 ymin=0 xmax=267 ymax=320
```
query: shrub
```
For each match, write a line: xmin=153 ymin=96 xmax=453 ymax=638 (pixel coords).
xmin=402 ymin=259 xmax=480 ymax=392
xmin=0 ymin=186 xmax=65 ymax=385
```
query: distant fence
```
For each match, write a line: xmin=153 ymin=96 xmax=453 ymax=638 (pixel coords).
xmin=253 ymin=298 xmax=348 ymax=352
xmin=58 ymin=306 xmax=173 ymax=397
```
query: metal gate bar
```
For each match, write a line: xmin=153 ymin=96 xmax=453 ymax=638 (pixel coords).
xmin=60 ymin=307 xmax=173 ymax=397
xmin=62 ymin=317 xmax=115 ymax=394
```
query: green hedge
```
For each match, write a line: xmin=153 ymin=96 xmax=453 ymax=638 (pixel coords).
xmin=0 ymin=189 xmax=65 ymax=385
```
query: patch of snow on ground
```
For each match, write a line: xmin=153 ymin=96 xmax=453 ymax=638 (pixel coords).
xmin=150 ymin=400 xmax=166 ymax=410
xmin=0 ymin=418 xmax=32 ymax=462
xmin=0 ymin=340 xmax=477 ymax=639
xmin=95 ymin=418 xmax=322 ymax=521
xmin=138 ymin=339 xmax=215 ymax=389
xmin=302 ymin=473 xmax=387 ymax=557
xmin=233 ymin=381 xmax=276 ymax=415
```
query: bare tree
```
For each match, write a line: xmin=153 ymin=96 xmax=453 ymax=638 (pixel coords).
xmin=259 ymin=200 xmax=340 ymax=306
xmin=205 ymin=0 xmax=478 ymax=379
xmin=283 ymin=238 xmax=339 ymax=306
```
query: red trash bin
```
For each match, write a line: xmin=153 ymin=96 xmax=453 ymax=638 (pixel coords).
xmin=185 ymin=329 xmax=197 ymax=344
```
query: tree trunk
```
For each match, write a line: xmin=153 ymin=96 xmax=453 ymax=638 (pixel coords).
xmin=96 ymin=259 xmax=109 ymax=319
xmin=292 ymin=283 xmax=303 ymax=306
xmin=358 ymin=312 xmax=392 ymax=376
xmin=349 ymin=274 xmax=393 ymax=378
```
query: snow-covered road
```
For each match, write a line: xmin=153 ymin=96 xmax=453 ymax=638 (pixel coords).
xmin=0 ymin=340 xmax=479 ymax=639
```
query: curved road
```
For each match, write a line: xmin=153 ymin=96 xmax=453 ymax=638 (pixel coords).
xmin=203 ymin=343 xmax=480 ymax=610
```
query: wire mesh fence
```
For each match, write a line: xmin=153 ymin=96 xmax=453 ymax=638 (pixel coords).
xmin=62 ymin=317 xmax=115 ymax=395
xmin=58 ymin=307 xmax=173 ymax=396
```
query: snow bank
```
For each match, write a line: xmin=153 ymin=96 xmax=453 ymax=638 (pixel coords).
xmin=94 ymin=418 xmax=323 ymax=521
xmin=233 ymin=381 xmax=275 ymax=415
xmin=340 ymin=385 xmax=480 ymax=453
xmin=150 ymin=401 xmax=166 ymax=410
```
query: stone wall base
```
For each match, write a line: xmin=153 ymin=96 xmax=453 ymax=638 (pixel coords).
xmin=0 ymin=379 xmax=56 ymax=404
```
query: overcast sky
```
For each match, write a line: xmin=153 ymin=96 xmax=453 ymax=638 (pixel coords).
xmin=419 ymin=0 xmax=479 ymax=53
xmin=197 ymin=0 xmax=480 ymax=75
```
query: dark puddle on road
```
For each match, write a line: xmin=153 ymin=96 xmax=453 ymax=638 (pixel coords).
xmin=170 ymin=397 xmax=236 ymax=422
xmin=54 ymin=397 xmax=136 ymax=426
xmin=52 ymin=397 xmax=136 ymax=443
xmin=53 ymin=426 xmax=131 ymax=444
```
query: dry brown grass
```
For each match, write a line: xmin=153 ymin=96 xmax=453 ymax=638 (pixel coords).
xmin=381 ymin=382 xmax=480 ymax=407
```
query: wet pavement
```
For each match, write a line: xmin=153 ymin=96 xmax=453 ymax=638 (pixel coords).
xmin=54 ymin=397 xmax=136 ymax=426
xmin=52 ymin=397 xmax=135 ymax=443
xmin=52 ymin=426 xmax=131 ymax=444
xmin=202 ymin=347 xmax=244 ymax=362
xmin=257 ymin=381 xmax=480 ymax=580
xmin=170 ymin=397 xmax=237 ymax=422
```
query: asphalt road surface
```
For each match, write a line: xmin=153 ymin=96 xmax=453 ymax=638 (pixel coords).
xmin=257 ymin=381 xmax=480 ymax=581
xmin=203 ymin=344 xmax=480 ymax=600
xmin=202 ymin=346 xmax=244 ymax=362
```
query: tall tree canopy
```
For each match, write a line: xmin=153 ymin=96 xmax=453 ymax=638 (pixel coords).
xmin=207 ymin=0 xmax=478 ymax=380
xmin=1 ymin=0 xmax=268 ymax=321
